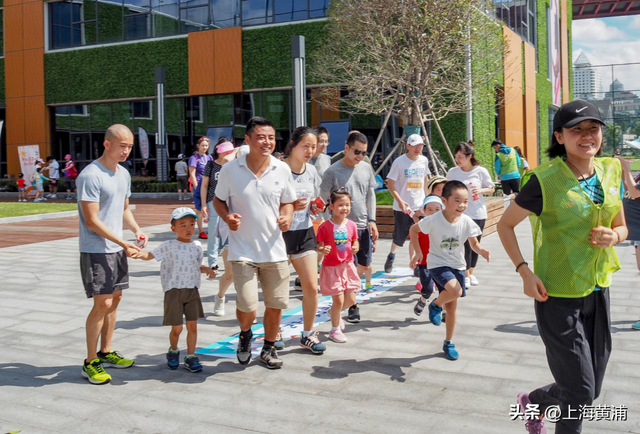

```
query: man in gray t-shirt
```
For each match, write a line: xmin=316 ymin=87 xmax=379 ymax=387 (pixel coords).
xmin=319 ymin=132 xmax=378 ymax=320
xmin=77 ymin=124 xmax=147 ymax=385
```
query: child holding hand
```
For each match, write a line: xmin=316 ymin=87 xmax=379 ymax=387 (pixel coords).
xmin=317 ymin=189 xmax=361 ymax=343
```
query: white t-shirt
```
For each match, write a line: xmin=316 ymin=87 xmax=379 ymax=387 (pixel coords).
xmin=446 ymin=166 xmax=495 ymax=220
xmin=47 ymin=160 xmax=60 ymax=179
xmin=237 ymin=145 xmax=250 ymax=158
xmin=386 ymin=154 xmax=431 ymax=211
xmin=290 ymin=163 xmax=320 ymax=231
xmin=417 ymin=212 xmax=482 ymax=270
xmin=151 ymin=240 xmax=203 ymax=292
xmin=215 ymin=155 xmax=297 ymax=263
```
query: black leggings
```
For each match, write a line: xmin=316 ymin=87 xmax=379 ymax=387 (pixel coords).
xmin=464 ymin=218 xmax=485 ymax=270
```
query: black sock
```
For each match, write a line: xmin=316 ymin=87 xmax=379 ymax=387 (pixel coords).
xmin=263 ymin=340 xmax=274 ymax=349
xmin=240 ymin=329 xmax=252 ymax=339
xmin=97 ymin=351 xmax=108 ymax=357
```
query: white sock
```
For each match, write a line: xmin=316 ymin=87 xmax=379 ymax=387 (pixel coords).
xmin=302 ymin=330 xmax=311 ymax=338
xmin=331 ymin=326 xmax=339 ymax=332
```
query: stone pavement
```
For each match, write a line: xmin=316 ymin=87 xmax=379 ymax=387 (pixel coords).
xmin=0 ymin=214 xmax=639 ymax=434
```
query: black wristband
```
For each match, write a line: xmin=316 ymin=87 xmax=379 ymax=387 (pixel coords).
xmin=369 ymin=219 xmax=376 ymax=224
xmin=515 ymin=261 xmax=528 ymax=273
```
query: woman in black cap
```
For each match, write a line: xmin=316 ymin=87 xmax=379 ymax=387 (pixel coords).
xmin=498 ymin=99 xmax=627 ymax=434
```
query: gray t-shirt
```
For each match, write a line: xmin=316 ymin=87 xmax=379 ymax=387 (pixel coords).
xmin=290 ymin=163 xmax=320 ymax=232
xmin=310 ymin=153 xmax=331 ymax=179
xmin=320 ymin=160 xmax=376 ymax=229
xmin=77 ymin=161 xmax=132 ymax=253
xmin=175 ymin=161 xmax=188 ymax=177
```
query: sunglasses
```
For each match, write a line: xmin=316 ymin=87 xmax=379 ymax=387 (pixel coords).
xmin=353 ymin=149 xmax=368 ymax=156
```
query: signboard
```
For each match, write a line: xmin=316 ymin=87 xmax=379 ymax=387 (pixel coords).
xmin=18 ymin=145 xmax=41 ymax=197
xmin=138 ymin=127 xmax=150 ymax=160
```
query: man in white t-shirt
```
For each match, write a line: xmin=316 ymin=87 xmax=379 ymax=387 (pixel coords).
xmin=384 ymin=134 xmax=431 ymax=273
xmin=45 ymin=156 xmax=60 ymax=198
xmin=214 ymin=116 xmax=296 ymax=370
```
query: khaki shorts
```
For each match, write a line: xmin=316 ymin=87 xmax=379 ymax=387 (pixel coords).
xmin=163 ymin=287 xmax=205 ymax=326
xmin=231 ymin=261 xmax=290 ymax=313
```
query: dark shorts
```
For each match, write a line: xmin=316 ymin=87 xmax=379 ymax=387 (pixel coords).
xmin=177 ymin=176 xmax=189 ymax=191
xmin=429 ymin=266 xmax=466 ymax=298
xmin=193 ymin=186 xmax=203 ymax=211
xmin=502 ymin=178 xmax=521 ymax=195
xmin=49 ymin=178 xmax=58 ymax=186
xmin=65 ymin=178 xmax=76 ymax=191
xmin=163 ymin=287 xmax=205 ymax=326
xmin=283 ymin=226 xmax=317 ymax=256
xmin=80 ymin=251 xmax=129 ymax=298
xmin=354 ymin=227 xmax=373 ymax=267
xmin=392 ymin=210 xmax=414 ymax=247
xmin=417 ymin=264 xmax=436 ymax=299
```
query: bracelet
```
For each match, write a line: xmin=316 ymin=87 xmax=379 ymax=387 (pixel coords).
xmin=515 ymin=261 xmax=528 ymax=273
xmin=613 ymin=230 xmax=621 ymax=246
xmin=369 ymin=219 xmax=376 ymax=224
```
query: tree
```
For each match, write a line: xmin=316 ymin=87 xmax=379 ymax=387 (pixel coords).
xmin=311 ymin=0 xmax=507 ymax=160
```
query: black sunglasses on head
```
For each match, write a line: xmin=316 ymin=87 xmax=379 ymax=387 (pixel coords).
xmin=353 ymin=149 xmax=368 ymax=156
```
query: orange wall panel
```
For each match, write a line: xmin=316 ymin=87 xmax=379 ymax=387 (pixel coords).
xmin=24 ymin=96 xmax=48 ymax=144
xmin=22 ymin=1 xmax=44 ymax=50
xmin=4 ymin=51 xmax=25 ymax=99
xmin=213 ymin=27 xmax=243 ymax=94
xmin=501 ymin=26 xmax=524 ymax=148
xmin=6 ymin=98 xmax=26 ymax=145
xmin=6 ymin=145 xmax=21 ymax=176
xmin=22 ymin=49 xmax=45 ymax=97
xmin=188 ymin=30 xmax=215 ymax=96
xmin=4 ymin=4 xmax=24 ymax=53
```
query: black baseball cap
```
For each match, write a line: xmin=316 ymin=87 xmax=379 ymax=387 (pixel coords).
xmin=553 ymin=100 xmax=604 ymax=131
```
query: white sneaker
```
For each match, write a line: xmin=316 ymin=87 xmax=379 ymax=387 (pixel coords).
xmin=469 ymin=275 xmax=479 ymax=286
xmin=50 ymin=194 xmax=57 ymax=199
xmin=213 ymin=295 xmax=225 ymax=316
xmin=465 ymin=277 xmax=471 ymax=288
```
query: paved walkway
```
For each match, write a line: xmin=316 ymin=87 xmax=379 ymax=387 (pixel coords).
xmin=0 ymin=209 xmax=639 ymax=434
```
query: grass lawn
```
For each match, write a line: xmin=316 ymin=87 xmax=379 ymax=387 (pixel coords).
xmin=629 ymin=159 xmax=640 ymax=171
xmin=0 ymin=202 xmax=78 ymax=219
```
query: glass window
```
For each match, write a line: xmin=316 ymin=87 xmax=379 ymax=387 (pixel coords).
xmin=131 ymin=101 xmax=153 ymax=119
xmin=180 ymin=6 xmax=209 ymax=33
xmin=309 ymin=0 xmax=329 ymax=18
xmin=241 ymin=0 xmax=271 ymax=26
xmin=210 ymin=0 xmax=239 ymax=28
xmin=206 ymin=95 xmax=233 ymax=126
xmin=153 ymin=0 xmax=179 ymax=37
xmin=49 ymin=2 xmax=82 ymax=49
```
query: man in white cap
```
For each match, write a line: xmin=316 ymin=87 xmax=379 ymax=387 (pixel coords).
xmin=175 ymin=154 xmax=189 ymax=201
xmin=384 ymin=133 xmax=431 ymax=273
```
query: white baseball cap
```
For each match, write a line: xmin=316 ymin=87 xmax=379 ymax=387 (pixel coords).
xmin=170 ymin=207 xmax=198 ymax=223
xmin=407 ymin=134 xmax=424 ymax=146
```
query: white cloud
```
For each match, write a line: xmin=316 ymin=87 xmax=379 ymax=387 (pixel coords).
xmin=631 ymin=16 xmax=640 ymax=29
xmin=572 ymin=19 xmax=626 ymax=42
xmin=572 ymin=41 xmax=640 ymax=94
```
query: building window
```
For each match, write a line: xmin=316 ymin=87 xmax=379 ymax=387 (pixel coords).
xmin=56 ymin=105 xmax=89 ymax=116
xmin=47 ymin=0 xmax=329 ymax=50
xmin=131 ymin=101 xmax=153 ymax=119
xmin=494 ymin=0 xmax=536 ymax=47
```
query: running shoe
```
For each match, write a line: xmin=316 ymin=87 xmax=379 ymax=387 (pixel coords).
xmin=347 ymin=304 xmax=360 ymax=323
xmin=294 ymin=277 xmax=303 ymax=291
xmin=428 ymin=301 xmax=442 ymax=326
xmin=199 ymin=232 xmax=208 ymax=239
xmin=517 ymin=393 xmax=547 ymax=433
xmin=414 ymin=297 xmax=427 ymax=316
xmin=384 ymin=253 xmax=395 ymax=273
xmin=213 ymin=295 xmax=225 ymax=316
xmin=364 ymin=282 xmax=374 ymax=291
xmin=329 ymin=329 xmax=347 ymax=343
xmin=470 ymin=275 xmax=479 ymax=286
xmin=300 ymin=331 xmax=326 ymax=354
xmin=464 ymin=277 xmax=471 ymax=288
xmin=166 ymin=348 xmax=180 ymax=370
xmin=184 ymin=356 xmax=203 ymax=372
xmin=274 ymin=328 xmax=285 ymax=350
xmin=81 ymin=359 xmax=111 ymax=385
xmin=443 ymin=340 xmax=459 ymax=360
xmin=260 ymin=346 xmax=283 ymax=369
xmin=237 ymin=331 xmax=253 ymax=365
xmin=98 ymin=350 xmax=134 ymax=368
xmin=66 ymin=196 xmax=73 ymax=200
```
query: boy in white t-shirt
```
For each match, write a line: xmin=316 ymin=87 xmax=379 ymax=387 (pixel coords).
xmin=138 ymin=207 xmax=216 ymax=372
xmin=409 ymin=180 xmax=490 ymax=360
xmin=384 ymin=133 xmax=431 ymax=273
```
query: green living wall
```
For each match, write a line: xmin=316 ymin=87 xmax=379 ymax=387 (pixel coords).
xmin=242 ymin=21 xmax=328 ymax=90
xmin=0 ymin=59 xmax=5 ymax=105
xmin=45 ymin=37 xmax=188 ymax=104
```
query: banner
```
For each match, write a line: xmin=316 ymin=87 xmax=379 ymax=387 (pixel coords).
xmin=18 ymin=145 xmax=41 ymax=197
xmin=548 ymin=0 xmax=561 ymax=106
xmin=138 ymin=127 xmax=150 ymax=160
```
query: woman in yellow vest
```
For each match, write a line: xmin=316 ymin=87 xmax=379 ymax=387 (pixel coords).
xmin=497 ymin=99 xmax=628 ymax=434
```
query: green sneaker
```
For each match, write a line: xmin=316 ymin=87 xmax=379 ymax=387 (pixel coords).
xmin=98 ymin=350 xmax=134 ymax=369
xmin=365 ymin=282 xmax=374 ymax=290
xmin=82 ymin=359 xmax=111 ymax=385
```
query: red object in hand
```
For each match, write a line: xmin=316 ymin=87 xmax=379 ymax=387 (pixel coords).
xmin=137 ymin=235 xmax=146 ymax=247
xmin=313 ymin=196 xmax=325 ymax=211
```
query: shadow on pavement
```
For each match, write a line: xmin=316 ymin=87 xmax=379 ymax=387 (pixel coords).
xmin=0 ymin=363 xmax=85 ymax=387
xmin=494 ymin=321 xmax=539 ymax=336
xmin=310 ymin=354 xmax=437 ymax=382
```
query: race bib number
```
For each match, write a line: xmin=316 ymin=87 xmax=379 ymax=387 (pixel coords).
xmin=407 ymin=181 xmax=423 ymax=190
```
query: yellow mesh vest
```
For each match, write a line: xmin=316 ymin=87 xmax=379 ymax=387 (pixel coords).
xmin=498 ymin=149 xmax=518 ymax=174
xmin=523 ymin=157 xmax=622 ymax=298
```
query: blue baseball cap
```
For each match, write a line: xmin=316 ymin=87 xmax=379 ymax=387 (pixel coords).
xmin=170 ymin=207 xmax=198 ymax=223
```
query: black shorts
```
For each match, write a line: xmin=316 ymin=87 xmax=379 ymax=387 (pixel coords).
xmin=354 ymin=227 xmax=373 ymax=267
xmin=177 ymin=176 xmax=189 ymax=191
xmin=49 ymin=178 xmax=58 ymax=186
xmin=392 ymin=210 xmax=414 ymax=246
xmin=283 ymin=227 xmax=317 ymax=256
xmin=502 ymin=178 xmax=521 ymax=195
xmin=417 ymin=264 xmax=437 ymax=299
xmin=80 ymin=250 xmax=129 ymax=298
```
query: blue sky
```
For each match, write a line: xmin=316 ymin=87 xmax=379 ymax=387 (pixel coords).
xmin=572 ymin=16 xmax=640 ymax=94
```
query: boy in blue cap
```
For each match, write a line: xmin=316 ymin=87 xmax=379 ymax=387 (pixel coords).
xmin=138 ymin=207 xmax=216 ymax=372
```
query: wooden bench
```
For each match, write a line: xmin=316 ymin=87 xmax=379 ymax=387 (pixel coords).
xmin=376 ymin=197 xmax=505 ymax=239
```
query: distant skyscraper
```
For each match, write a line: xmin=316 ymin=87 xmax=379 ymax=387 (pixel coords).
xmin=573 ymin=52 xmax=602 ymax=100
